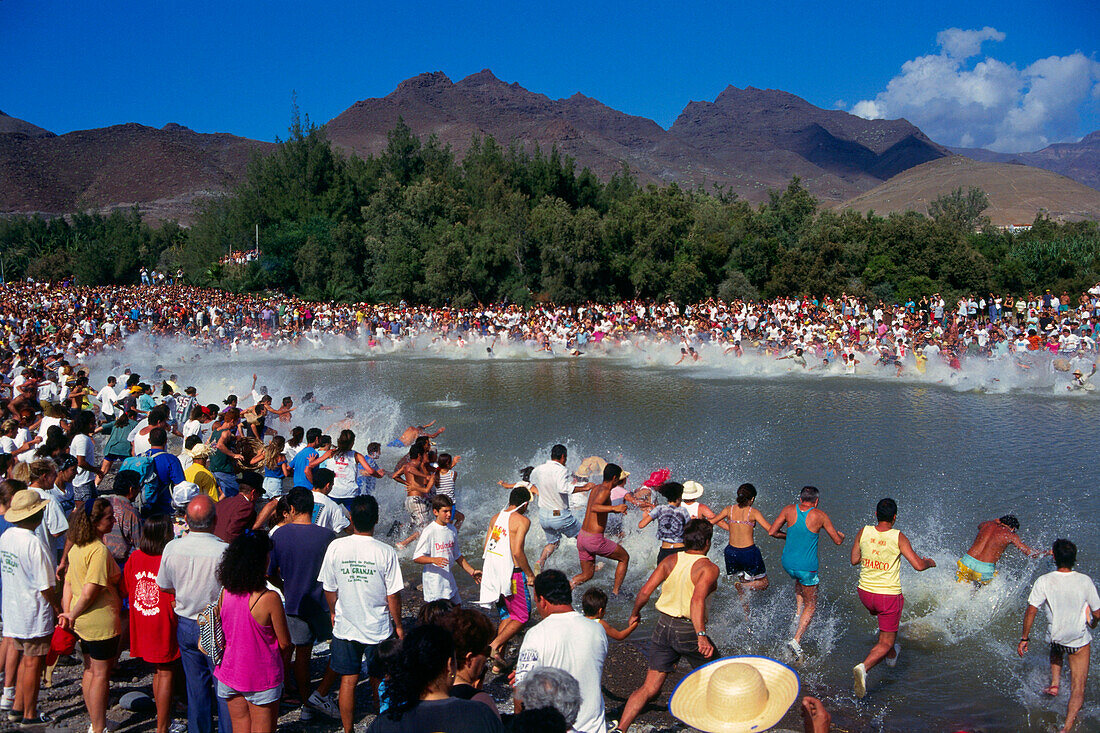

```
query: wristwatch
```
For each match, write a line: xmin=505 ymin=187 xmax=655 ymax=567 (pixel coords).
xmin=696 ymin=631 xmax=707 ymax=636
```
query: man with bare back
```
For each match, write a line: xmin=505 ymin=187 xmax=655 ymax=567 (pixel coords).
xmin=387 ymin=420 xmax=445 ymax=448
xmin=391 ymin=442 xmax=437 ymax=549
xmin=958 ymin=515 xmax=1046 ymax=586
xmin=571 ymin=464 xmax=630 ymax=596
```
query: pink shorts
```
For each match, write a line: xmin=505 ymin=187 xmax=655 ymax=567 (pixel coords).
xmin=577 ymin=530 xmax=620 ymax=564
xmin=857 ymin=588 xmax=904 ymax=632
xmin=501 ymin=570 xmax=531 ymax=624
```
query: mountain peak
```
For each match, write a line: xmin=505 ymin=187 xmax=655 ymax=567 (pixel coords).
xmin=461 ymin=68 xmax=504 ymax=85
xmin=713 ymin=85 xmax=809 ymax=109
xmin=0 ymin=110 xmax=55 ymax=138
xmin=392 ymin=71 xmax=453 ymax=95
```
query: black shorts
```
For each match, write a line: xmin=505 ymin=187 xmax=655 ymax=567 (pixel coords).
xmin=656 ymin=546 xmax=684 ymax=565
xmin=330 ymin=636 xmax=388 ymax=677
xmin=724 ymin=544 xmax=767 ymax=581
xmin=79 ymin=635 xmax=121 ymax=661
xmin=647 ymin=613 xmax=716 ymax=673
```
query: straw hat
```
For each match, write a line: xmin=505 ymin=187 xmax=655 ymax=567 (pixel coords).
xmin=188 ymin=443 xmax=214 ymax=460
xmin=682 ymin=480 xmax=705 ymax=500
xmin=669 ymin=656 xmax=799 ymax=733
xmin=6 ymin=490 xmax=47 ymax=523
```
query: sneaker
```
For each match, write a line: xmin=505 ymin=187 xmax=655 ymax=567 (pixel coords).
xmin=306 ymin=691 xmax=339 ymax=719
xmin=0 ymin=699 xmax=12 ymax=712
xmin=853 ymin=663 xmax=867 ymax=699
xmin=786 ymin=639 xmax=803 ymax=658
xmin=885 ymin=643 xmax=901 ymax=668
xmin=300 ymin=705 xmax=315 ymax=722
xmin=169 ymin=721 xmax=188 ymax=733
xmin=8 ymin=710 xmax=22 ymax=723
xmin=19 ymin=712 xmax=52 ymax=728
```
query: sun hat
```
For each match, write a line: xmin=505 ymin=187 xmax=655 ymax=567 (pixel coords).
xmin=643 ymin=468 xmax=671 ymax=488
xmin=188 ymin=443 xmax=214 ymax=460
xmin=6 ymin=489 xmax=47 ymax=523
xmin=682 ymin=480 xmax=705 ymax=500
xmin=669 ymin=656 xmax=799 ymax=733
xmin=171 ymin=481 xmax=200 ymax=510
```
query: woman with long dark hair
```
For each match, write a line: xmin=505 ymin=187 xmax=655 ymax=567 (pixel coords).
xmin=123 ymin=515 xmax=179 ymax=733
xmin=366 ymin=625 xmax=502 ymax=733
xmin=213 ymin=530 xmax=289 ymax=732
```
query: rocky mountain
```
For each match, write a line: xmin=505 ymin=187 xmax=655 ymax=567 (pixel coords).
xmin=951 ymin=131 xmax=1100 ymax=192
xmin=838 ymin=155 xmax=1100 ymax=226
xmin=0 ymin=110 xmax=54 ymax=138
xmin=0 ymin=117 xmax=273 ymax=224
xmin=324 ymin=71 xmax=950 ymax=203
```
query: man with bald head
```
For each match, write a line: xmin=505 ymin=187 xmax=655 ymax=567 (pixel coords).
xmin=157 ymin=495 xmax=231 ymax=733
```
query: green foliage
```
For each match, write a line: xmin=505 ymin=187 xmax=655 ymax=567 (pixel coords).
xmin=2 ymin=122 xmax=1100 ymax=304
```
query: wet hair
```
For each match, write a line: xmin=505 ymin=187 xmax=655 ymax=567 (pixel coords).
xmin=223 ymin=394 xmax=238 ymax=406
xmin=138 ymin=514 xmax=174 ymax=556
xmin=1053 ymin=539 xmax=1076 ymax=569
xmin=384 ymin=624 xmax=455 ymax=718
xmin=350 ymin=494 xmax=378 ymax=532
xmin=534 ymin=570 xmax=573 ymax=606
xmin=736 ymin=483 xmax=757 ymax=507
xmin=999 ymin=515 xmax=1020 ymax=531
xmin=417 ymin=598 xmax=456 ymax=626
xmin=305 ymin=427 xmax=322 ymax=444
xmin=408 ymin=443 xmax=424 ymax=460
xmin=509 ymin=486 xmax=531 ymax=507
xmin=430 ymin=494 xmax=453 ymax=512
xmin=312 ymin=467 xmax=334 ymax=489
xmin=602 ymin=463 xmax=622 ymax=483
xmin=550 ymin=444 xmax=567 ymax=461
xmin=683 ymin=519 xmax=713 ymax=551
xmin=289 ymin=426 xmax=305 ymax=446
xmin=437 ymin=453 xmax=453 ymax=471
xmin=336 ymin=429 xmax=355 ymax=454
xmin=437 ymin=607 xmax=494 ymax=665
xmin=286 ymin=487 xmax=314 ymax=516
xmin=876 ymin=498 xmax=898 ymax=523
xmin=217 ymin=530 xmax=273 ymax=594
xmin=581 ymin=588 xmax=608 ymax=617
xmin=657 ymin=481 xmax=684 ymax=503
xmin=68 ymin=497 xmax=111 ymax=547
xmin=799 ymin=486 xmax=820 ymax=503
xmin=520 ymin=465 xmax=534 ymax=482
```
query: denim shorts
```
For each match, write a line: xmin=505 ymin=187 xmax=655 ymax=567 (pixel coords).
xmin=216 ymin=679 xmax=282 ymax=705
xmin=647 ymin=613 xmax=716 ymax=673
xmin=539 ymin=509 xmax=580 ymax=544
xmin=330 ymin=636 xmax=385 ymax=677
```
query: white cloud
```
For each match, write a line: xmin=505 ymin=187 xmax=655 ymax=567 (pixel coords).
xmin=852 ymin=28 xmax=1100 ymax=152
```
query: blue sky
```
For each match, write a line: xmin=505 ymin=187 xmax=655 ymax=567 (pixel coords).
xmin=2 ymin=0 xmax=1098 ymax=151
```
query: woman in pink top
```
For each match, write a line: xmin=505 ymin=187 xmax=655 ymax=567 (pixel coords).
xmin=213 ymin=531 xmax=290 ymax=732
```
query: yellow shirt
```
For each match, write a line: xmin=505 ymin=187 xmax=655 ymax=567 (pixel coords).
xmin=858 ymin=526 xmax=902 ymax=595
xmin=655 ymin=552 xmax=707 ymax=619
xmin=67 ymin=540 xmax=122 ymax=641
xmin=186 ymin=463 xmax=219 ymax=502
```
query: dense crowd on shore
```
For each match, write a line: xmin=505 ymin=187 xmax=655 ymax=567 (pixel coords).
xmin=4 ymin=281 xmax=1100 ymax=388
xmin=0 ymin=280 xmax=1097 ymax=733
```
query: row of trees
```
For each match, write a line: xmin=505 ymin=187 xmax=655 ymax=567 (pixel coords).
xmin=3 ymin=117 xmax=1100 ymax=305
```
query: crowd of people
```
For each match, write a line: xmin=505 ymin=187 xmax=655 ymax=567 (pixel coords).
xmin=0 ymin=346 xmax=1094 ymax=733
xmin=2 ymin=282 xmax=1100 ymax=392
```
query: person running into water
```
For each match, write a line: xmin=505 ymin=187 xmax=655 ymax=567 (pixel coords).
xmin=710 ymin=483 xmax=779 ymax=607
xmin=386 ymin=421 xmax=445 ymax=448
xmin=1019 ymin=539 xmax=1100 ymax=733
xmin=679 ymin=481 xmax=716 ymax=522
xmin=771 ymin=486 xmax=845 ymax=656
xmin=850 ymin=498 xmax=936 ymax=698
xmin=571 ymin=464 xmax=630 ymax=596
xmin=958 ymin=515 xmax=1047 ymax=586
xmin=479 ymin=487 xmax=535 ymax=673
xmin=638 ymin=481 xmax=691 ymax=565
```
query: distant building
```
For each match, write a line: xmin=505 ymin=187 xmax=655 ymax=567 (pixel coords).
xmin=1003 ymin=224 xmax=1033 ymax=233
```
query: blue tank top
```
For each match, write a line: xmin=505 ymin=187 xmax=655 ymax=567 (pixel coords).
xmin=782 ymin=505 xmax=819 ymax=572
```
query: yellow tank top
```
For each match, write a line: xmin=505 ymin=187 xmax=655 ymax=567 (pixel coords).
xmin=655 ymin=552 xmax=707 ymax=618
xmin=858 ymin=525 xmax=902 ymax=594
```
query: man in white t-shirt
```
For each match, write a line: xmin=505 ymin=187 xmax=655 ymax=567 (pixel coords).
xmin=515 ymin=570 xmax=608 ymax=733
xmin=315 ymin=495 xmax=403 ymax=733
xmin=413 ymin=494 xmax=481 ymax=603
xmin=0 ymin=491 xmax=61 ymax=723
xmin=1019 ymin=539 xmax=1100 ymax=733
xmin=530 ymin=445 xmax=593 ymax=570
xmin=96 ymin=376 xmax=119 ymax=422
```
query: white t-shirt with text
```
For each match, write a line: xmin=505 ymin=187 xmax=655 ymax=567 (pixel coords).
xmin=318 ymin=534 xmax=403 ymax=644
xmin=414 ymin=521 xmax=462 ymax=602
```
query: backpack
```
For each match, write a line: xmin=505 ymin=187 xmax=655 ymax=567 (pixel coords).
xmin=118 ymin=450 xmax=167 ymax=508
xmin=196 ymin=590 xmax=225 ymax=666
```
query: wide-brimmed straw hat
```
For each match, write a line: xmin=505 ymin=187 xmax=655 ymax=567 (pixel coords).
xmin=188 ymin=443 xmax=214 ymax=460
xmin=6 ymin=490 xmax=47 ymax=523
xmin=682 ymin=480 xmax=705 ymax=500
xmin=669 ymin=656 xmax=799 ymax=733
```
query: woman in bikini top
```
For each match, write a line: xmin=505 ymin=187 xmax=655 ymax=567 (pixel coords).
xmin=711 ymin=483 xmax=778 ymax=549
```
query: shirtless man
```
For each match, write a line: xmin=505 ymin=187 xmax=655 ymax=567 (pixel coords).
xmin=957 ymin=515 xmax=1046 ymax=586
xmin=571 ymin=464 xmax=630 ymax=595
xmin=388 ymin=420 xmax=445 ymax=448
xmin=391 ymin=442 xmax=438 ymax=549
